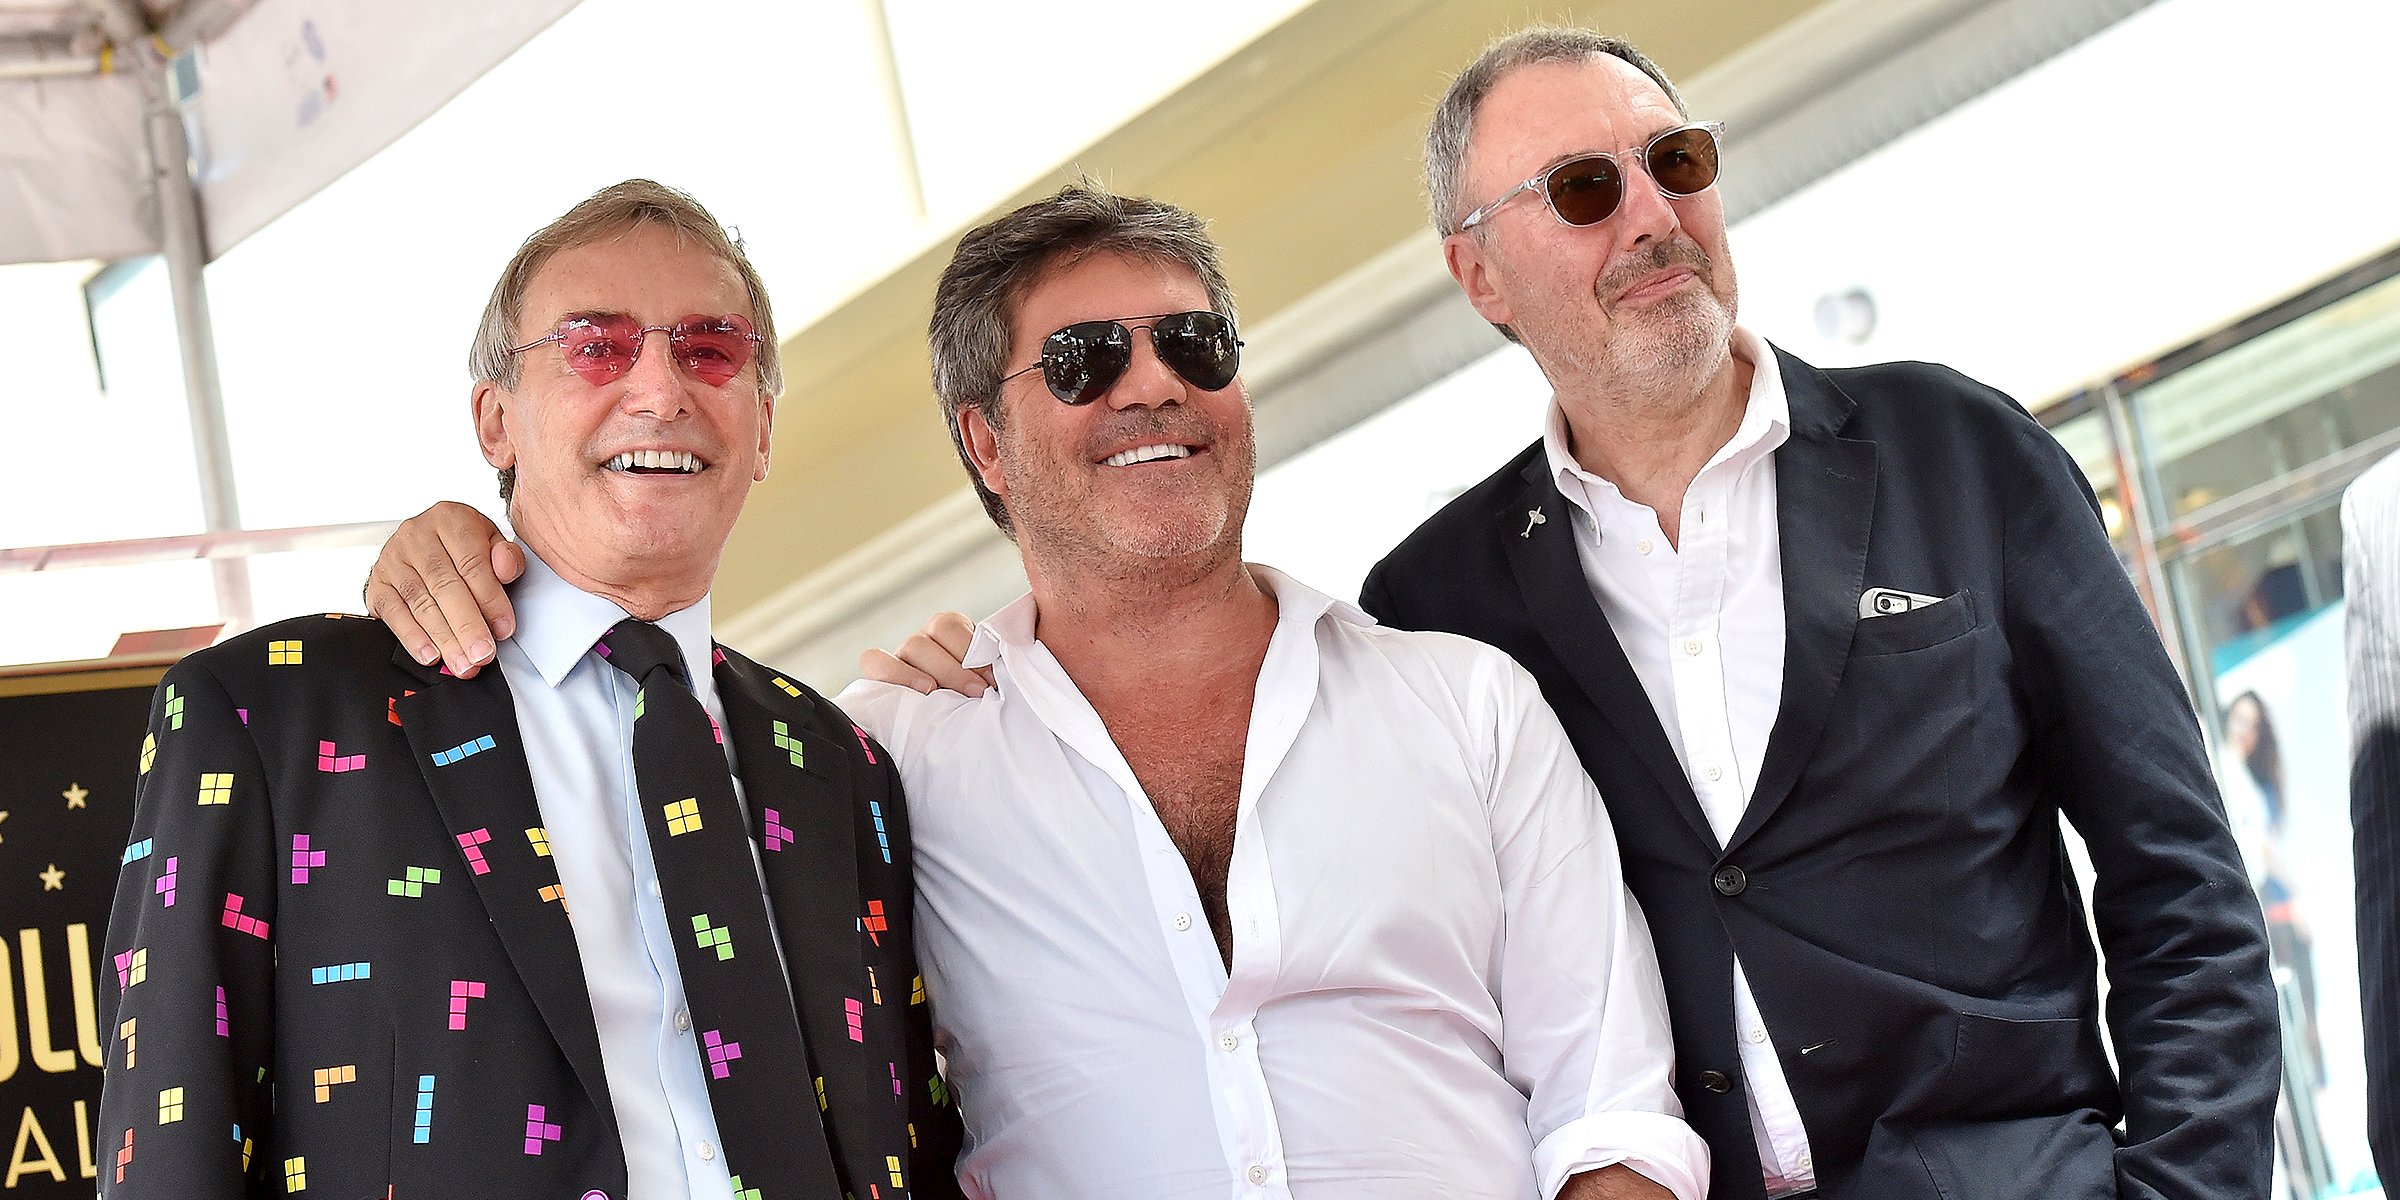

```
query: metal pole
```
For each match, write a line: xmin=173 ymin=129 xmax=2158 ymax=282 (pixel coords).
xmin=140 ymin=49 xmax=252 ymax=630
xmin=862 ymin=0 xmax=927 ymax=220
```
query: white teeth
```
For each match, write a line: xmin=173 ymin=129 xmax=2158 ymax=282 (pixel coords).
xmin=1101 ymin=444 xmax=1195 ymax=468
xmin=605 ymin=451 xmax=701 ymax=473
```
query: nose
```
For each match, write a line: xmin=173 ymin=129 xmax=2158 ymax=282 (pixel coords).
xmin=616 ymin=327 xmax=694 ymax=419
xmin=1101 ymin=326 xmax=1186 ymax=412
xmin=1610 ymin=158 xmax=1682 ymax=251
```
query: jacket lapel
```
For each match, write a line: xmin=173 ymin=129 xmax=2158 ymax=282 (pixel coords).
xmin=389 ymin=646 xmax=615 ymax=1133
xmin=1501 ymin=462 xmax=1721 ymax=852
xmin=1726 ymin=351 xmax=1878 ymax=852
xmin=711 ymin=648 xmax=869 ymax=1100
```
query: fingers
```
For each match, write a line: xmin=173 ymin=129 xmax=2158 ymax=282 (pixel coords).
xmin=432 ymin=513 xmax=518 ymax=647
xmin=857 ymin=648 xmax=943 ymax=694
xmin=366 ymin=577 xmax=440 ymax=671
xmin=895 ymin=617 xmax=990 ymax=697
xmin=366 ymin=502 xmax=513 ymax=678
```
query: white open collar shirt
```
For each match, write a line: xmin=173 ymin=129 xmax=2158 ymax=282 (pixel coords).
xmin=1540 ymin=325 xmax=1818 ymax=1195
xmin=494 ymin=548 xmax=744 ymax=1200
xmin=840 ymin=566 xmax=1707 ymax=1200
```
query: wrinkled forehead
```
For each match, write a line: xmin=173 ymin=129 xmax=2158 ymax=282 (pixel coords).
xmin=519 ymin=224 xmax=751 ymax=336
xmin=1009 ymin=249 xmax=1214 ymax=337
xmin=1466 ymin=55 xmax=1686 ymax=190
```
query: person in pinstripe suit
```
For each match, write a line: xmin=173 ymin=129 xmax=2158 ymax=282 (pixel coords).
xmin=2345 ymin=450 xmax=2400 ymax=1183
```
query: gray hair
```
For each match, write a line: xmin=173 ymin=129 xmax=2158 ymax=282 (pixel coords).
xmin=1424 ymin=27 xmax=1688 ymax=238
xmin=928 ymin=182 xmax=1238 ymax=536
xmin=468 ymin=179 xmax=780 ymax=503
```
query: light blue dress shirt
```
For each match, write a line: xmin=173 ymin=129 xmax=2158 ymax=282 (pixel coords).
xmin=492 ymin=547 xmax=738 ymax=1200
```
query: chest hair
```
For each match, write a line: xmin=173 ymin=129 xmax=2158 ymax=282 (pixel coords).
xmin=1092 ymin=699 xmax=1250 ymax=970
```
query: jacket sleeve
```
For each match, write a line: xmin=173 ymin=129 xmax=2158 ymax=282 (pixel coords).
xmin=1997 ymin=405 xmax=2280 ymax=1199
xmin=99 ymin=657 xmax=278 ymax=1198
xmin=2345 ymin=470 xmax=2400 ymax=1183
xmin=860 ymin=729 xmax=968 ymax=1198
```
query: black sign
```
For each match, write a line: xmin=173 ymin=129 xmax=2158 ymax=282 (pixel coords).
xmin=1 ymin=676 xmax=154 ymax=1194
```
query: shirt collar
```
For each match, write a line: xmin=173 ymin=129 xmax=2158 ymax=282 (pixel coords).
xmin=962 ymin=563 xmax=1373 ymax=674
xmin=509 ymin=545 xmax=716 ymax=689
xmin=1542 ymin=325 xmax=1792 ymax=509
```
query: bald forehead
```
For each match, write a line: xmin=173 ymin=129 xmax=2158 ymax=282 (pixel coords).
xmin=1464 ymin=55 xmax=1685 ymax=194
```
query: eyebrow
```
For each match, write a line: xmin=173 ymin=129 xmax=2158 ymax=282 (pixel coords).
xmin=553 ymin=309 xmax=633 ymax=325
xmin=1537 ymin=122 xmax=1692 ymax=171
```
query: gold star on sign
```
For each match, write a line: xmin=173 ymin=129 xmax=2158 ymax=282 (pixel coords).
xmin=63 ymin=782 xmax=89 ymax=809
xmin=39 ymin=863 xmax=65 ymax=891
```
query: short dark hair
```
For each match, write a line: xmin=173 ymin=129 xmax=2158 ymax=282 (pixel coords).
xmin=928 ymin=182 xmax=1238 ymax=535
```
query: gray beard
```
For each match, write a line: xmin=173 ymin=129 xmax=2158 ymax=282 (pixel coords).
xmin=1563 ymin=291 xmax=1735 ymax=418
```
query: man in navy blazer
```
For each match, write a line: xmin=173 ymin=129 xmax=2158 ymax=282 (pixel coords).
xmin=1361 ymin=27 xmax=2277 ymax=1200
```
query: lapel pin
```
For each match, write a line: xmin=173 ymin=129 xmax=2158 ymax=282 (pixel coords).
xmin=1521 ymin=507 xmax=1547 ymax=538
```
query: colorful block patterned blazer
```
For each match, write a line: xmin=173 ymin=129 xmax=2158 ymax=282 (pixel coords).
xmin=97 ymin=614 xmax=964 ymax=1199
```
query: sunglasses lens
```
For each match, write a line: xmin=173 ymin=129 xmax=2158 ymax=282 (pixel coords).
xmin=669 ymin=314 xmax=758 ymax=388
xmin=1546 ymin=156 xmax=1625 ymax=226
xmin=1042 ymin=322 xmax=1132 ymax=404
xmin=1154 ymin=312 xmax=1241 ymax=391
xmin=1646 ymin=126 xmax=1720 ymax=196
xmin=555 ymin=315 xmax=642 ymax=385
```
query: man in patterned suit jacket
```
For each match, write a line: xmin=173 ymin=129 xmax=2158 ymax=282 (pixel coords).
xmin=97 ymin=181 xmax=964 ymax=1199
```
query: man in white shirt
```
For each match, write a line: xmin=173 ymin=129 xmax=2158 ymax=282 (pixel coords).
xmin=362 ymin=186 xmax=1708 ymax=1198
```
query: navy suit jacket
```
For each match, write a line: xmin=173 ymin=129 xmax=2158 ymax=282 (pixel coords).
xmin=98 ymin=614 xmax=964 ymax=1198
xmin=1361 ymin=349 xmax=2279 ymax=1199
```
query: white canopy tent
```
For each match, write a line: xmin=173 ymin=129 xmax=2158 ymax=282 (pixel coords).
xmin=0 ymin=0 xmax=578 ymax=629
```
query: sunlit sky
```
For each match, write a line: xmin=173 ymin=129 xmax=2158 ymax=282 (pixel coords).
xmin=7 ymin=0 xmax=2400 ymax=667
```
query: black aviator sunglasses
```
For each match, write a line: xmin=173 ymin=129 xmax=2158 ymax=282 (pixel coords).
xmin=1002 ymin=311 xmax=1244 ymax=404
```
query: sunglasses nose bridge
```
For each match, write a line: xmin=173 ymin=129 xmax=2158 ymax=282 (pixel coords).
xmin=1096 ymin=325 xmax=1188 ymax=410
xmin=612 ymin=325 xmax=701 ymax=412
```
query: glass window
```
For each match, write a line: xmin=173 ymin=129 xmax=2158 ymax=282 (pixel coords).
xmin=2131 ymin=268 xmax=2400 ymax=525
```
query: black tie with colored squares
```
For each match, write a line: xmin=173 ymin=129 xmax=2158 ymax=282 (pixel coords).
xmin=599 ymin=619 xmax=843 ymax=1198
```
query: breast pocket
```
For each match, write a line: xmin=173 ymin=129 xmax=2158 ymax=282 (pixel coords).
xmin=1851 ymin=588 xmax=1978 ymax=656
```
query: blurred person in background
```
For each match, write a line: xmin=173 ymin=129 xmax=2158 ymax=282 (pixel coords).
xmin=2217 ymin=690 xmax=2324 ymax=1086
xmin=2345 ymin=452 xmax=2400 ymax=1183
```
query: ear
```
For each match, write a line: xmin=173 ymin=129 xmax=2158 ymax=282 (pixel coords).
xmin=753 ymin=393 xmax=776 ymax=482
xmin=1442 ymin=231 xmax=1516 ymax=328
xmin=472 ymin=382 xmax=516 ymax=471
xmin=959 ymin=405 xmax=1006 ymax=499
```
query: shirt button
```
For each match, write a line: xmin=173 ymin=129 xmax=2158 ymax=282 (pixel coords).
xmin=1747 ymin=1027 xmax=1767 ymax=1044
xmin=1246 ymin=1164 xmax=1270 ymax=1186
xmin=696 ymin=1140 xmax=715 ymax=1161
xmin=675 ymin=1009 xmax=691 ymax=1032
xmin=1636 ymin=537 xmax=1654 ymax=555
xmin=1801 ymin=1153 xmax=1814 ymax=1171
xmin=1172 ymin=912 xmax=1194 ymax=932
xmin=1218 ymin=1033 xmax=1239 ymax=1052
xmin=1684 ymin=638 xmax=1703 ymax=656
xmin=1705 ymin=765 xmax=1723 ymax=782
xmin=649 ymin=879 xmax=662 ymax=899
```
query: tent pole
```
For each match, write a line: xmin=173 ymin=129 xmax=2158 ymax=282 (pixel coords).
xmin=140 ymin=55 xmax=252 ymax=632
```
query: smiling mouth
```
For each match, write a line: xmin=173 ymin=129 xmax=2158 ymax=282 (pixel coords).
xmin=604 ymin=450 xmax=705 ymax=475
xmin=1099 ymin=443 xmax=1196 ymax=468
